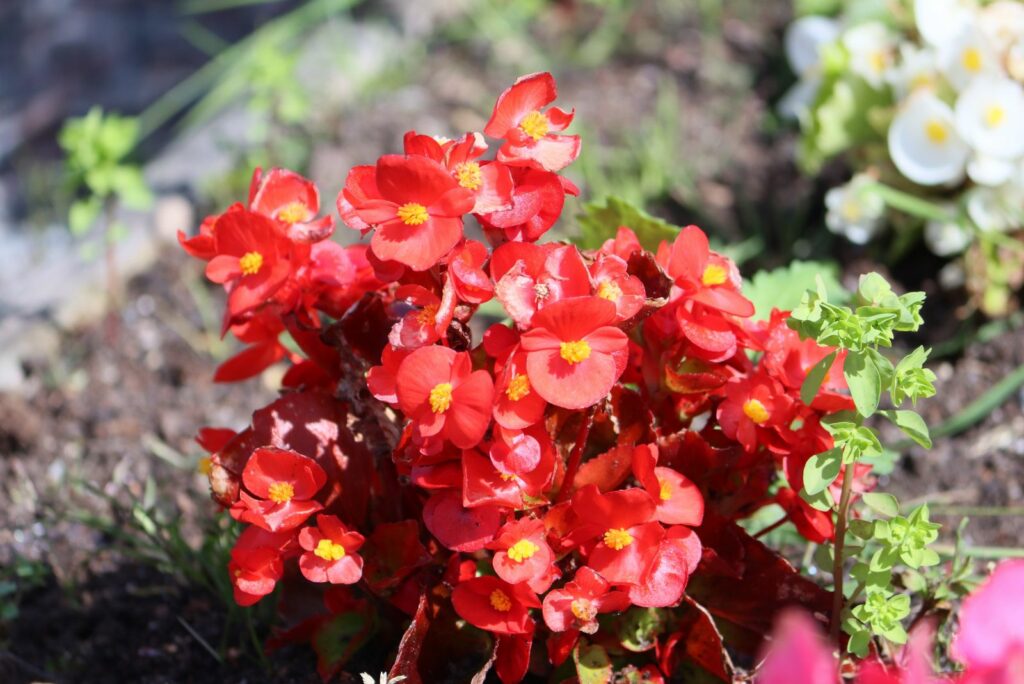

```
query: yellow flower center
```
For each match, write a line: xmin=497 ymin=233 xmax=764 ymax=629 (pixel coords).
xmin=505 ymin=374 xmax=531 ymax=402
xmin=454 ymin=162 xmax=483 ymax=190
xmin=962 ymin=47 xmax=983 ymax=73
xmin=239 ymin=251 xmax=264 ymax=276
xmin=489 ymin=588 xmax=512 ymax=612
xmin=701 ymin=263 xmax=728 ymax=286
xmin=925 ymin=119 xmax=949 ymax=144
xmin=742 ymin=398 xmax=770 ymax=424
xmin=984 ymin=104 xmax=1006 ymax=128
xmin=519 ymin=110 xmax=550 ymax=141
xmin=416 ymin=304 xmax=438 ymax=326
xmin=596 ymin=280 xmax=623 ymax=302
xmin=560 ymin=340 xmax=591 ymax=364
xmin=267 ymin=481 xmax=294 ymax=504
xmin=276 ymin=201 xmax=309 ymax=224
xmin=570 ymin=598 xmax=597 ymax=622
xmin=314 ymin=538 xmax=347 ymax=562
xmin=429 ymin=383 xmax=453 ymax=413
xmin=198 ymin=457 xmax=212 ymax=476
xmin=869 ymin=50 xmax=887 ymax=73
xmin=397 ymin=202 xmax=429 ymax=226
xmin=841 ymin=199 xmax=863 ymax=223
xmin=658 ymin=478 xmax=672 ymax=501
xmin=603 ymin=527 xmax=634 ymax=551
xmin=506 ymin=539 xmax=539 ymax=563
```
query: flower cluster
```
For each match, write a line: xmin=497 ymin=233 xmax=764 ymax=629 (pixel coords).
xmin=784 ymin=0 xmax=1024 ymax=315
xmin=182 ymin=73 xmax=866 ymax=681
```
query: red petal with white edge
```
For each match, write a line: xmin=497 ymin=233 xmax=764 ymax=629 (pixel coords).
xmin=447 ymin=370 xmax=495 ymax=449
xmin=627 ymin=533 xmax=694 ymax=608
xmin=422 ymin=490 xmax=502 ymax=552
xmin=499 ymin=134 xmax=581 ymax=173
xmin=396 ymin=345 xmax=456 ymax=418
xmin=472 ymin=162 xmax=515 ymax=214
xmin=545 ymin=106 xmax=574 ymax=131
xmin=654 ymin=467 xmax=705 ymax=526
xmin=669 ymin=225 xmax=710 ymax=283
xmin=526 ymin=348 xmax=619 ymax=410
xmin=484 ymin=72 xmax=557 ymax=138
xmin=375 ymin=154 xmax=458 ymax=205
xmin=371 ymin=215 xmax=464 ymax=271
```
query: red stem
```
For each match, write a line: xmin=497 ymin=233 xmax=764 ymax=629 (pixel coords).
xmin=554 ymin=407 xmax=596 ymax=504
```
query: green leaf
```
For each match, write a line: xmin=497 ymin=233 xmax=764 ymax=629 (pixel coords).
xmin=801 ymin=351 xmax=837 ymax=406
xmin=312 ymin=610 xmax=376 ymax=681
xmin=577 ymin=196 xmax=679 ymax=251
xmin=743 ymin=261 xmax=845 ymax=321
xmin=801 ymin=485 xmax=835 ymax=512
xmin=847 ymin=628 xmax=872 ymax=657
xmin=862 ymin=492 xmax=900 ymax=517
xmin=880 ymin=410 xmax=932 ymax=449
xmin=574 ymin=642 xmax=613 ymax=684
xmin=803 ymin=448 xmax=842 ymax=496
xmin=617 ymin=607 xmax=665 ymax=653
xmin=69 ymin=197 xmax=102 ymax=235
xmin=844 ymin=349 xmax=882 ymax=417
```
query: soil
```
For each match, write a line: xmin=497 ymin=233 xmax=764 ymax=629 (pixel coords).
xmin=2 ymin=1 xmax=1023 ymax=682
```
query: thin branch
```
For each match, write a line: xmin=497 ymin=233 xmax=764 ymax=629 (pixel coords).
xmin=554 ymin=407 xmax=596 ymax=504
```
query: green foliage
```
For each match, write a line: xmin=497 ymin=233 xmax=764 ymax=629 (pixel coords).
xmin=0 ymin=557 xmax=49 ymax=628
xmin=577 ymin=196 xmax=680 ymax=251
xmin=59 ymin=107 xmax=152 ymax=236
xmin=743 ymin=261 xmax=845 ymax=321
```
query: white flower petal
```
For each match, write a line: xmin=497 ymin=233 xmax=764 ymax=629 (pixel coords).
xmin=955 ymin=76 xmax=1024 ymax=158
xmin=938 ymin=22 xmax=999 ymax=91
xmin=924 ymin=218 xmax=972 ymax=256
xmin=778 ymin=78 xmax=821 ymax=120
xmin=888 ymin=92 xmax=970 ymax=186
xmin=843 ymin=22 xmax=896 ymax=89
xmin=967 ymin=154 xmax=1016 ymax=186
xmin=915 ymin=0 xmax=976 ymax=48
xmin=786 ymin=16 xmax=841 ymax=76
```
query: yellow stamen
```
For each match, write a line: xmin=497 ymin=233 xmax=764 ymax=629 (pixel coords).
xmin=519 ymin=111 xmax=550 ymax=141
xmin=962 ymin=47 xmax=982 ymax=73
xmin=658 ymin=479 xmax=672 ymax=501
xmin=506 ymin=539 xmax=539 ymax=563
xmin=596 ymin=280 xmax=623 ymax=302
xmin=505 ymin=374 xmax=531 ymax=402
xmin=489 ymin=589 xmax=512 ymax=612
xmin=841 ymin=199 xmax=863 ymax=223
xmin=239 ymin=251 xmax=264 ymax=276
xmin=276 ymin=201 xmax=309 ymax=224
xmin=429 ymin=383 xmax=453 ymax=413
xmin=416 ymin=304 xmax=438 ymax=326
xmin=743 ymin=398 xmax=770 ymax=425
xmin=570 ymin=598 xmax=597 ymax=622
xmin=267 ymin=481 xmax=294 ymax=504
xmin=869 ymin=50 xmax=887 ymax=73
xmin=925 ymin=119 xmax=949 ymax=144
xmin=559 ymin=340 xmax=591 ymax=364
xmin=198 ymin=457 xmax=212 ymax=476
xmin=454 ymin=162 xmax=483 ymax=190
xmin=397 ymin=202 xmax=429 ymax=226
xmin=701 ymin=264 xmax=728 ymax=286
xmin=603 ymin=527 xmax=634 ymax=551
xmin=985 ymin=104 xmax=1006 ymax=128
xmin=314 ymin=538 xmax=346 ymax=562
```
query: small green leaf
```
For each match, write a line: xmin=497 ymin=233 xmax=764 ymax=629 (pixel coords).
xmin=849 ymin=519 xmax=875 ymax=539
xmin=577 ymin=197 xmax=679 ymax=251
xmin=803 ymin=448 xmax=843 ymax=496
xmin=844 ymin=350 xmax=882 ymax=417
xmin=880 ymin=410 xmax=932 ymax=448
xmin=69 ymin=197 xmax=102 ymax=235
xmin=847 ymin=629 xmax=872 ymax=657
xmin=575 ymin=642 xmax=613 ymax=684
xmin=862 ymin=492 xmax=900 ymax=517
xmin=801 ymin=351 xmax=837 ymax=406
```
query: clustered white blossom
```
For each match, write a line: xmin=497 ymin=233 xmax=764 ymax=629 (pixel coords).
xmin=784 ymin=0 xmax=1024 ymax=256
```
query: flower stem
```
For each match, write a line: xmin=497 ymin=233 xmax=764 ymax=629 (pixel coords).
xmin=555 ymin=407 xmax=596 ymax=504
xmin=830 ymin=465 xmax=856 ymax=647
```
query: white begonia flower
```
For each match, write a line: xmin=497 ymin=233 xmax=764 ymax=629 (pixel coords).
xmin=843 ymin=22 xmax=897 ymax=89
xmin=966 ymin=184 xmax=1021 ymax=232
xmin=967 ymin=154 xmax=1017 ymax=187
xmin=888 ymin=44 xmax=941 ymax=98
xmin=954 ymin=76 xmax=1024 ymax=161
xmin=888 ymin=91 xmax=970 ymax=185
xmin=915 ymin=0 xmax=976 ymax=48
xmin=824 ymin=174 xmax=886 ymax=244
xmin=979 ymin=1 xmax=1024 ymax=54
xmin=779 ymin=16 xmax=841 ymax=119
xmin=924 ymin=216 xmax=972 ymax=256
xmin=939 ymin=23 xmax=1000 ymax=91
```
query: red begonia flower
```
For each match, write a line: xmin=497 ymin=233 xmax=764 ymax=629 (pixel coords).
xmin=297 ymin=514 xmax=365 ymax=584
xmin=493 ymin=352 xmax=548 ymax=430
xmin=663 ymin=225 xmax=754 ymax=318
xmin=599 ymin=226 xmax=643 ymax=261
xmin=178 ymin=213 xmax=218 ymax=260
xmin=452 ymin=575 xmax=540 ymax=635
xmin=215 ymin=312 xmax=289 ymax=383
xmin=387 ymin=284 xmax=451 ymax=350
xmin=520 ymin=297 xmax=628 ymax=410
xmin=490 ymin=242 xmax=591 ymax=328
xmin=487 ymin=517 xmax=555 ymax=587
xmin=366 ymin=344 xmax=412 ymax=407
xmin=403 ymin=130 xmax=514 ymax=215
xmin=484 ymin=72 xmax=581 ymax=172
xmin=477 ymin=167 xmax=572 ymax=243
xmin=231 ymin=447 xmax=326 ymax=532
xmin=448 ymin=240 xmax=495 ymax=304
xmin=340 ymin=155 xmax=475 ymax=271
xmin=627 ymin=525 xmax=702 ymax=608
xmin=462 ymin=440 xmax=557 ymax=511
xmin=248 ymin=167 xmax=334 ymax=243
xmin=675 ymin=303 xmax=741 ymax=363
xmin=422 ymin=489 xmax=503 ymax=552
xmin=953 ymin=560 xmax=1024 ymax=679
xmin=717 ymin=372 xmax=794 ymax=453
xmin=567 ymin=485 xmax=660 ymax=585
xmin=775 ymin=487 xmax=834 ymax=544
xmin=589 ymin=254 xmax=646 ymax=322
xmin=228 ymin=525 xmax=296 ymax=606
xmin=542 ymin=566 xmax=631 ymax=634
xmin=631 ymin=444 xmax=705 ymax=527
xmin=496 ymin=633 xmax=534 ymax=684
xmin=396 ymin=345 xmax=494 ymax=448
xmin=205 ymin=206 xmax=296 ymax=320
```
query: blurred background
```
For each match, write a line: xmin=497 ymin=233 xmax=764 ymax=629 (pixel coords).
xmin=1 ymin=1 xmax=1022 ymax=681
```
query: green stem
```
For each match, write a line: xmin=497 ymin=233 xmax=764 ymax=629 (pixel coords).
xmin=830 ymin=465 xmax=855 ymax=647
xmin=862 ymin=183 xmax=953 ymax=223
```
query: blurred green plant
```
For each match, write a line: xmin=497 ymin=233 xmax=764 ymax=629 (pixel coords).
xmin=0 ymin=556 xmax=49 ymax=630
